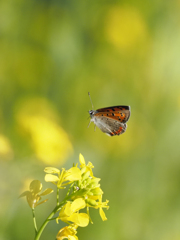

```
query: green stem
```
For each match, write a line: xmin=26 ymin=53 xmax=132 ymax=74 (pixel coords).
xmin=32 ymin=209 xmax=38 ymax=236
xmin=34 ymin=205 xmax=58 ymax=240
xmin=57 ymin=188 xmax=60 ymax=206
xmin=34 ymin=193 xmax=74 ymax=240
xmin=66 ymin=182 xmax=74 ymax=197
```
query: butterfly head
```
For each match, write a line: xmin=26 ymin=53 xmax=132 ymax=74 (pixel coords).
xmin=89 ymin=110 xmax=96 ymax=118
xmin=88 ymin=92 xmax=97 ymax=119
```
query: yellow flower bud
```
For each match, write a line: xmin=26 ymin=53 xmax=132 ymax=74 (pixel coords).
xmin=86 ymin=198 xmax=98 ymax=207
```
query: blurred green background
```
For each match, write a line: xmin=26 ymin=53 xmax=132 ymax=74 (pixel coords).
xmin=1 ymin=0 xmax=180 ymax=239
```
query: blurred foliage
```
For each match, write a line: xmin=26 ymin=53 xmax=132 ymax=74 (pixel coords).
xmin=1 ymin=0 xmax=180 ymax=239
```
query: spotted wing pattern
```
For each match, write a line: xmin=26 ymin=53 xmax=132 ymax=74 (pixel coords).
xmin=95 ymin=106 xmax=130 ymax=123
xmin=89 ymin=105 xmax=130 ymax=137
xmin=93 ymin=115 xmax=127 ymax=136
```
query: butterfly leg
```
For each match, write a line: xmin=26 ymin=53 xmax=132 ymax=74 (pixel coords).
xmin=87 ymin=120 xmax=91 ymax=128
xmin=94 ymin=125 xmax=96 ymax=132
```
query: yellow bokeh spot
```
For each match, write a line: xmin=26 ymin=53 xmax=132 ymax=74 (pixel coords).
xmin=105 ymin=6 xmax=147 ymax=50
xmin=15 ymin=98 xmax=73 ymax=165
xmin=0 ymin=134 xmax=13 ymax=160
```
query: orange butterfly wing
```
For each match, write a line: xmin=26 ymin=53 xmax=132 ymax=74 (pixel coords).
xmin=95 ymin=106 xmax=130 ymax=123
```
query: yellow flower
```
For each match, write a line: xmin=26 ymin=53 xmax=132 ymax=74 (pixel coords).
xmin=77 ymin=154 xmax=109 ymax=221
xmin=19 ymin=180 xmax=53 ymax=209
xmin=56 ymin=225 xmax=78 ymax=240
xmin=79 ymin=153 xmax=94 ymax=177
xmin=94 ymin=195 xmax=109 ymax=221
xmin=57 ymin=198 xmax=89 ymax=227
xmin=85 ymin=194 xmax=109 ymax=221
xmin=44 ymin=166 xmax=81 ymax=189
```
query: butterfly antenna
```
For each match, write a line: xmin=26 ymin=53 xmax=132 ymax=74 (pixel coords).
xmin=88 ymin=92 xmax=94 ymax=109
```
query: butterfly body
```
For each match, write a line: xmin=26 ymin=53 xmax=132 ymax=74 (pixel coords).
xmin=89 ymin=106 xmax=130 ymax=136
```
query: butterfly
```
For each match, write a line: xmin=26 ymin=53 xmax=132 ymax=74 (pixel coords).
xmin=88 ymin=92 xmax=131 ymax=136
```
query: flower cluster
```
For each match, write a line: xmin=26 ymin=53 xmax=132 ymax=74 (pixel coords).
xmin=75 ymin=154 xmax=109 ymax=222
xmin=20 ymin=154 xmax=109 ymax=240
xmin=45 ymin=154 xmax=109 ymax=239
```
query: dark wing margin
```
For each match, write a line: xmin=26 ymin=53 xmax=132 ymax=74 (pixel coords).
xmin=97 ymin=106 xmax=130 ymax=112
